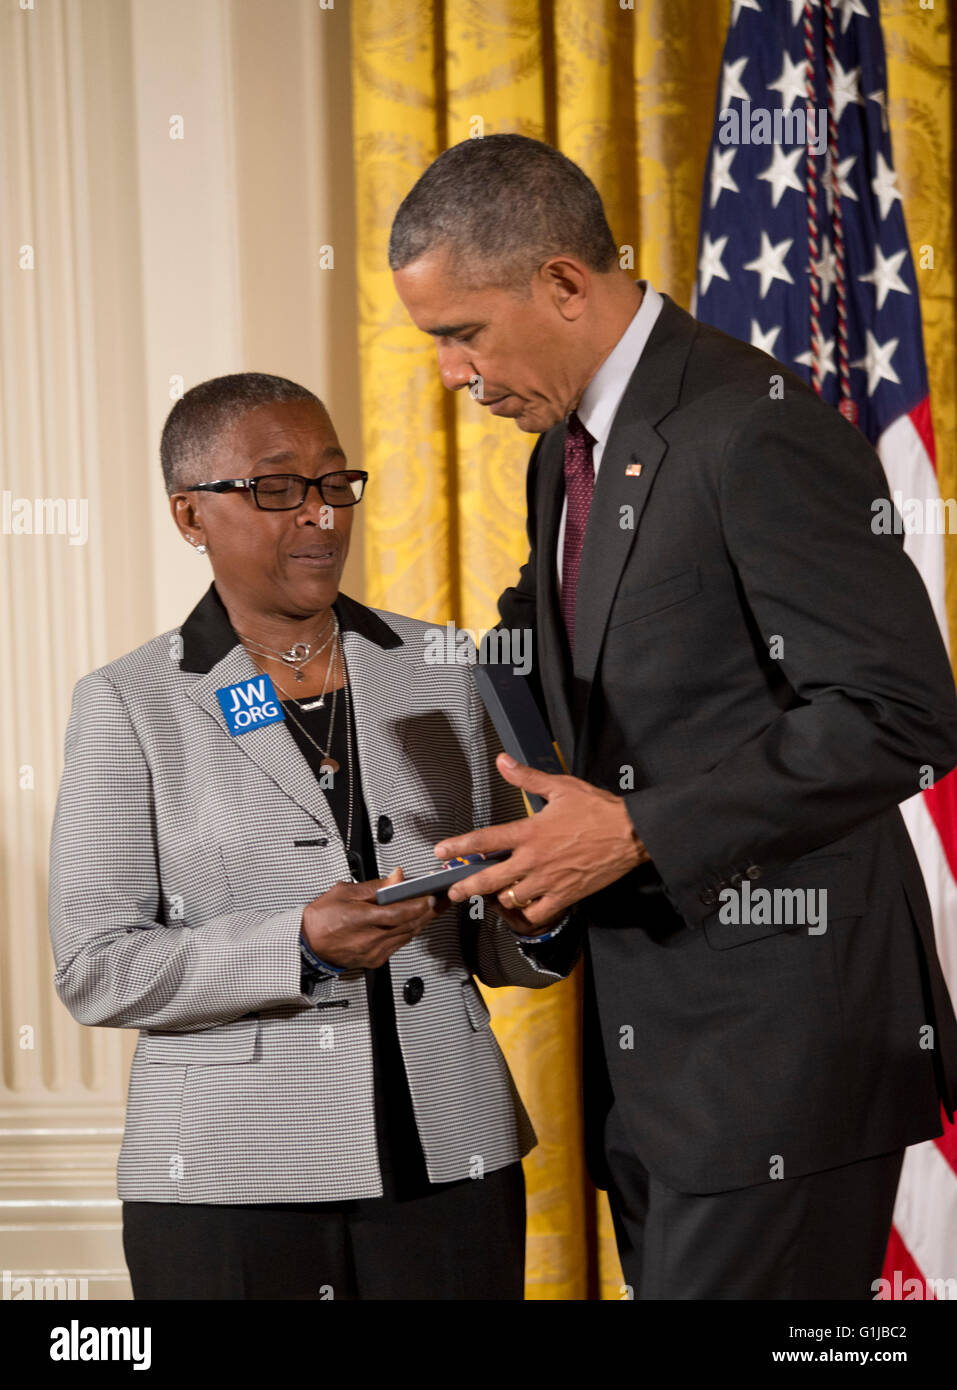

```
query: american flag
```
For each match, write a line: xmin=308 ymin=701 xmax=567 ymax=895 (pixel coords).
xmin=693 ymin=0 xmax=957 ymax=1297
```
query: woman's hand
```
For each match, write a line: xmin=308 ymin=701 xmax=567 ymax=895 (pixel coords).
xmin=301 ymin=867 xmax=439 ymax=971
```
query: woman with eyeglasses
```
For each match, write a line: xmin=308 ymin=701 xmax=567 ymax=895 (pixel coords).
xmin=48 ymin=372 xmax=576 ymax=1300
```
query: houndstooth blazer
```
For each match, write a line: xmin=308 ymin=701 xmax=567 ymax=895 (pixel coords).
xmin=48 ymin=583 xmax=578 ymax=1204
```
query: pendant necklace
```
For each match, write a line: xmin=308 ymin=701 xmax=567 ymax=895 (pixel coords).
xmin=236 ymin=610 xmax=337 ymax=682
xmin=245 ymin=629 xmax=358 ymax=878
xmin=252 ymin=639 xmax=357 ymax=874
xmin=239 ymin=613 xmax=339 ymax=710
xmin=265 ymin=640 xmax=347 ymax=781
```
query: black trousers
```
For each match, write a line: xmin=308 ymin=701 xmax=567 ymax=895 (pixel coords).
xmin=603 ymin=1105 xmax=904 ymax=1299
xmin=122 ymin=1161 xmax=525 ymax=1300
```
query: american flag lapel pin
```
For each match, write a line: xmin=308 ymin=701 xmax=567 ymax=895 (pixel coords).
xmin=625 ymin=460 xmax=642 ymax=477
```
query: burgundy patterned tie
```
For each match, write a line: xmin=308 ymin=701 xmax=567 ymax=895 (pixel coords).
xmin=560 ymin=411 xmax=595 ymax=650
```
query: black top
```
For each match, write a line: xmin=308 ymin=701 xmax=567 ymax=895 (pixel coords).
xmin=279 ymin=685 xmax=433 ymax=1202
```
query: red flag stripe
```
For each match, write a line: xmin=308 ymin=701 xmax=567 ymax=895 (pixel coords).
xmin=881 ymin=1225 xmax=936 ymax=1299
xmin=923 ymin=772 xmax=957 ymax=890
xmin=935 ymin=1109 xmax=957 ymax=1181
xmin=909 ymin=398 xmax=937 ymax=468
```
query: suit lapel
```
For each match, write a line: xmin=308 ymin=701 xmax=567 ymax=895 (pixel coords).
xmin=570 ymin=296 xmax=698 ymax=771
xmin=182 ymin=586 xmax=406 ymax=839
xmin=533 ymin=426 xmax=577 ymax=769
xmin=336 ymin=629 xmax=408 ymax=823
xmin=571 ymin=417 xmax=668 ymax=689
xmin=528 ymin=295 xmax=698 ymax=772
xmin=186 ymin=646 xmax=342 ymax=828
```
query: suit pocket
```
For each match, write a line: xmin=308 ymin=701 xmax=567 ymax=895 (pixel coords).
xmin=216 ymin=818 xmax=343 ymax=911
xmin=607 ymin=565 xmax=701 ymax=630
xmin=702 ymin=854 xmax=865 ymax=949
xmin=139 ymin=1016 xmax=260 ymax=1064
xmin=461 ymin=978 xmax=491 ymax=1031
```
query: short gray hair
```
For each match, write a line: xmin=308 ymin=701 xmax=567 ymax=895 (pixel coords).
xmin=160 ymin=372 xmax=323 ymax=494
xmin=388 ymin=134 xmax=618 ymax=291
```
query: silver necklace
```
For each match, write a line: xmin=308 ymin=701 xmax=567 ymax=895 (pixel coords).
xmin=270 ymin=666 xmax=339 ymax=758
xmin=261 ymin=641 xmax=356 ymax=865
xmin=236 ymin=611 xmax=336 ymax=682
xmin=268 ymin=617 xmax=341 ymax=713
xmin=240 ymin=614 xmax=340 ymax=707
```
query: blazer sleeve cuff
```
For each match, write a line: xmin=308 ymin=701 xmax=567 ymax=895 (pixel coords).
xmin=299 ymin=932 xmax=345 ymax=983
xmin=623 ymin=786 xmax=713 ymax=927
xmin=514 ymin=912 xmax=582 ymax=977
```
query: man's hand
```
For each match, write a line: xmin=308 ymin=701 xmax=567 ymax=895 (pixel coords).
xmin=433 ymin=754 xmax=649 ymax=926
xmin=492 ymin=896 xmax=563 ymax=937
xmin=429 ymin=888 xmax=553 ymax=938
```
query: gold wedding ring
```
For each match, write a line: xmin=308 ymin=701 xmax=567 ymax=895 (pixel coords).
xmin=505 ymin=886 xmax=534 ymax=911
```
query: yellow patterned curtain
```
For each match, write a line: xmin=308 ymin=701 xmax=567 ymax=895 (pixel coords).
xmin=882 ymin=0 xmax=957 ymax=650
xmin=351 ymin=0 xmax=956 ymax=1298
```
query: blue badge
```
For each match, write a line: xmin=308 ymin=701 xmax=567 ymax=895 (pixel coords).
xmin=215 ymin=674 xmax=286 ymax=736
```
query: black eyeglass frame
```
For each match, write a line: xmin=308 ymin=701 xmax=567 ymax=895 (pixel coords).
xmin=184 ymin=470 xmax=369 ymax=509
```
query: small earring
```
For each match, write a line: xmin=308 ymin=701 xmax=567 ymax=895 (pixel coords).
xmin=189 ymin=538 xmax=207 ymax=555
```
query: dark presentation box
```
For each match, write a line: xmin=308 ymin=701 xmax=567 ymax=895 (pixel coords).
xmin=375 ymin=660 xmax=567 ymax=904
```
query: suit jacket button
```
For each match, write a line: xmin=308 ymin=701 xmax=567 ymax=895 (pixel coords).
xmin=403 ymin=976 xmax=424 ymax=1006
xmin=745 ymin=864 xmax=762 ymax=879
xmin=377 ymin=815 xmax=394 ymax=844
xmin=699 ymin=888 xmax=718 ymax=906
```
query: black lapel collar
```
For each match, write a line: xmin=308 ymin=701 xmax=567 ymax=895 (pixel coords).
xmin=178 ymin=581 xmax=402 ymax=675
xmin=176 ymin=582 xmax=407 ymax=848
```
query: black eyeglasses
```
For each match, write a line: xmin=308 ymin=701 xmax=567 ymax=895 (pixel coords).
xmin=185 ymin=470 xmax=368 ymax=510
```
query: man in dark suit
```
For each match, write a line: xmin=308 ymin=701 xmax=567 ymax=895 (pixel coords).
xmin=390 ymin=133 xmax=957 ymax=1298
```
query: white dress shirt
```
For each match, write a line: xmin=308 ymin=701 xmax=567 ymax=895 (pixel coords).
xmin=556 ymin=281 xmax=664 ymax=596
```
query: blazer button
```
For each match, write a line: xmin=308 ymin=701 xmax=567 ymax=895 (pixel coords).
xmin=403 ymin=976 xmax=424 ymax=1006
xmin=699 ymin=887 xmax=718 ymax=906
xmin=377 ymin=815 xmax=394 ymax=844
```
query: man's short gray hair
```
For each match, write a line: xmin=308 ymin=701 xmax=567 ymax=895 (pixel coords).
xmin=388 ymin=134 xmax=618 ymax=291
xmin=160 ymin=372 xmax=323 ymax=495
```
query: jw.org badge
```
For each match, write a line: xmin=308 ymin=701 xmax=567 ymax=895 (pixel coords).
xmin=216 ymin=674 xmax=286 ymax=736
